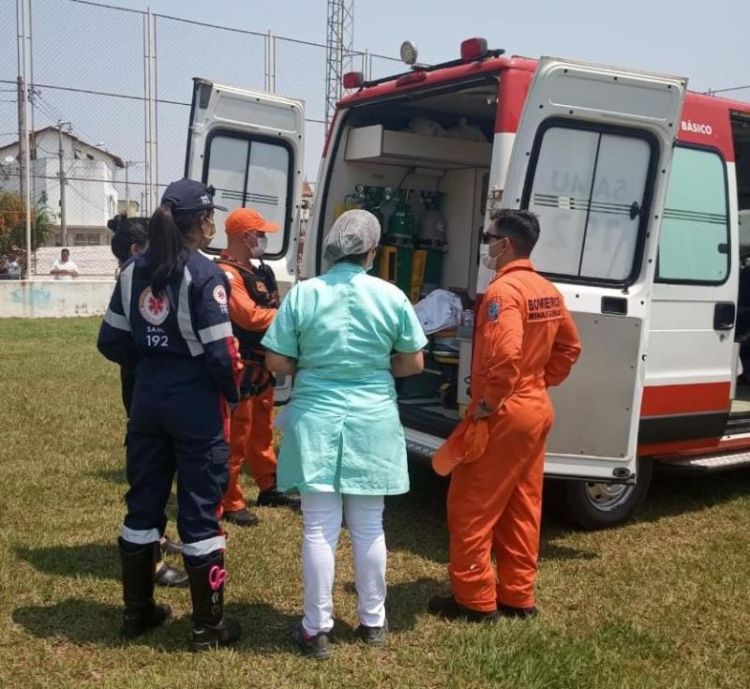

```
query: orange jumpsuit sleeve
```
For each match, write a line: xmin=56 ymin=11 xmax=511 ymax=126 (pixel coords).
xmin=544 ymin=308 xmax=581 ymax=387
xmin=480 ymin=287 xmax=525 ymax=411
xmin=225 ymin=267 xmax=276 ymax=332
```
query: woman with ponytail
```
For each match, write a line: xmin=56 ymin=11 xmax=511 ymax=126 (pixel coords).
xmin=107 ymin=212 xmax=187 ymax=587
xmin=98 ymin=179 xmax=242 ymax=651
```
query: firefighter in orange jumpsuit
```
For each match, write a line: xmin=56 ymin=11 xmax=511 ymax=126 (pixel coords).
xmin=218 ymin=207 xmax=299 ymax=527
xmin=429 ymin=209 xmax=581 ymax=621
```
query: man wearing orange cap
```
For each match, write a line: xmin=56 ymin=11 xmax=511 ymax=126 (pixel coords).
xmin=217 ymin=207 xmax=298 ymax=527
xmin=429 ymin=209 xmax=581 ymax=622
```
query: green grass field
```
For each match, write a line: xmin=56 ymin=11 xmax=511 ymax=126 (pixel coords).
xmin=1 ymin=318 xmax=749 ymax=689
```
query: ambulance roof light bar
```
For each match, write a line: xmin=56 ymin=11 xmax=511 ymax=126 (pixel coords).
xmin=460 ymin=37 xmax=489 ymax=62
xmin=346 ymin=40 xmax=506 ymax=91
xmin=343 ymin=71 xmax=365 ymax=90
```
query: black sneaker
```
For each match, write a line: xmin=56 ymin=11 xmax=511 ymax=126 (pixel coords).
xmin=292 ymin=623 xmax=332 ymax=660
xmin=154 ymin=563 xmax=188 ymax=588
xmin=355 ymin=618 xmax=388 ymax=646
xmin=223 ymin=508 xmax=259 ymax=527
xmin=257 ymin=488 xmax=301 ymax=509
xmin=498 ymin=603 xmax=538 ymax=619
xmin=427 ymin=595 xmax=499 ymax=623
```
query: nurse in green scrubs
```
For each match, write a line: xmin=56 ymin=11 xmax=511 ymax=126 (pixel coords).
xmin=263 ymin=209 xmax=427 ymax=659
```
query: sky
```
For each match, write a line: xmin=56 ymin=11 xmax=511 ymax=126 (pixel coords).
xmin=109 ymin=0 xmax=750 ymax=94
xmin=1 ymin=0 xmax=749 ymax=204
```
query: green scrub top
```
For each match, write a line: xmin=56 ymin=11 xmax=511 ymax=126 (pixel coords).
xmin=262 ymin=262 xmax=428 ymax=495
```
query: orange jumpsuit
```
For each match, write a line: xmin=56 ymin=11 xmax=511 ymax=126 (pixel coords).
xmin=446 ymin=258 xmax=581 ymax=612
xmin=218 ymin=259 xmax=279 ymax=517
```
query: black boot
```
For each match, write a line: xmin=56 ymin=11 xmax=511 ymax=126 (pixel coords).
xmin=427 ymin=595 xmax=498 ymax=623
xmin=257 ymin=487 xmax=301 ymax=510
xmin=119 ymin=539 xmax=172 ymax=638
xmin=185 ymin=553 xmax=242 ymax=652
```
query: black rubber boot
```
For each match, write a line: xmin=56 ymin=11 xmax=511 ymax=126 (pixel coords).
xmin=119 ymin=539 xmax=172 ymax=638
xmin=185 ymin=553 xmax=242 ymax=652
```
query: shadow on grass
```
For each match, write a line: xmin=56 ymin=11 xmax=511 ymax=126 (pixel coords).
xmin=638 ymin=467 xmax=750 ymax=524
xmin=387 ymin=577 xmax=444 ymax=631
xmin=387 ymin=459 xmax=599 ymax=563
xmin=12 ymin=598 xmax=308 ymax=654
xmin=16 ymin=543 xmax=119 ymax=580
xmin=93 ymin=467 xmax=127 ymax=485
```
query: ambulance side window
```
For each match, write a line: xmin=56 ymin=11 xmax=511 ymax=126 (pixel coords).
xmin=524 ymin=122 xmax=656 ymax=285
xmin=202 ymin=131 xmax=292 ymax=257
xmin=656 ymin=146 xmax=729 ymax=284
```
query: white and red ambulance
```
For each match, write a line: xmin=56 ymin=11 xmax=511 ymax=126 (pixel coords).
xmin=185 ymin=38 xmax=750 ymax=529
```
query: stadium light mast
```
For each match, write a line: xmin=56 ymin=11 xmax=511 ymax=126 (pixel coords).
xmin=325 ymin=0 xmax=354 ymax=132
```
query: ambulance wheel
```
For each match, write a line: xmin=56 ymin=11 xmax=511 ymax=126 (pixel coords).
xmin=558 ymin=457 xmax=653 ymax=531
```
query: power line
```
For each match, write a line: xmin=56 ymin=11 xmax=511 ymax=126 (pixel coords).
xmin=706 ymin=84 xmax=750 ymax=95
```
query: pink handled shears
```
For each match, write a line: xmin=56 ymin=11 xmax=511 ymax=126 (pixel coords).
xmin=208 ymin=564 xmax=227 ymax=591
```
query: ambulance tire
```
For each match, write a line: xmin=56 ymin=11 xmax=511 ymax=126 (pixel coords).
xmin=555 ymin=457 xmax=654 ymax=531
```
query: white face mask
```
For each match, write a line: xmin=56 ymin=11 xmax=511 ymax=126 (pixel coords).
xmin=480 ymin=243 xmax=498 ymax=271
xmin=245 ymin=233 xmax=268 ymax=258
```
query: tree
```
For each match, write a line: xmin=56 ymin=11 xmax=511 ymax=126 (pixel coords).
xmin=0 ymin=190 xmax=52 ymax=269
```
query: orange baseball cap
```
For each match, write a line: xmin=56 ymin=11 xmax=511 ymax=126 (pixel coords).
xmin=225 ymin=207 xmax=279 ymax=235
xmin=431 ymin=417 xmax=489 ymax=476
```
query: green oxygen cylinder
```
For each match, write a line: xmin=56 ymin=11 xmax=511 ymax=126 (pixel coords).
xmin=417 ymin=191 xmax=447 ymax=293
xmin=382 ymin=189 xmax=416 ymax=295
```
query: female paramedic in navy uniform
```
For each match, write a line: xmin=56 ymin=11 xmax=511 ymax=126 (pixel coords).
xmin=98 ymin=178 xmax=242 ymax=651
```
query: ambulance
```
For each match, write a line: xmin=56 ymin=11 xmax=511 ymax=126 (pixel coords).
xmin=184 ymin=38 xmax=750 ymax=529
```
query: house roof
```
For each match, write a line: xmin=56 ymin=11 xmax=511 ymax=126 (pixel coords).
xmin=0 ymin=126 xmax=125 ymax=168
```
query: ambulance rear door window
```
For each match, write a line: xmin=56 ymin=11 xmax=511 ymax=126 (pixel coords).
xmin=202 ymin=130 xmax=292 ymax=258
xmin=656 ymin=146 xmax=729 ymax=284
xmin=523 ymin=121 xmax=657 ymax=285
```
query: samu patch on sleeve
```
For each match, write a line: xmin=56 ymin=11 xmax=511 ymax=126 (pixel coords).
xmin=487 ymin=299 xmax=501 ymax=322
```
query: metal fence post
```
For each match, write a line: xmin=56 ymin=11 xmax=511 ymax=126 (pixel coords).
xmin=143 ymin=7 xmax=157 ymax=215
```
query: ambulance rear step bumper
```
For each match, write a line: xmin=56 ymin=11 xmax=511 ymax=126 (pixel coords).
xmin=659 ymin=450 xmax=750 ymax=473
xmin=405 ymin=428 xmax=442 ymax=461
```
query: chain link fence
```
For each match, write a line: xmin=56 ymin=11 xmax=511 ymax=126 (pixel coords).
xmin=0 ymin=0 xmax=402 ymax=277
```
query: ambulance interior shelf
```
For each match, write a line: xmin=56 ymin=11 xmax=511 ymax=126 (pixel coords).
xmin=345 ymin=124 xmax=492 ymax=169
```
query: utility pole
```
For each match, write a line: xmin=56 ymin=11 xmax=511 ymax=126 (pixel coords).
xmin=16 ymin=0 xmax=32 ymax=277
xmin=57 ymin=120 xmax=70 ymax=246
xmin=17 ymin=75 xmax=28 ymax=239
xmin=125 ymin=161 xmax=130 ymax=214
xmin=325 ymin=0 xmax=355 ymax=131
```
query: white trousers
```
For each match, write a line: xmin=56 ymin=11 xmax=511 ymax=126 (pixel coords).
xmin=300 ymin=493 xmax=387 ymax=635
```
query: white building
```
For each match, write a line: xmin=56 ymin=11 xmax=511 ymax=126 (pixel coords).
xmin=0 ymin=127 xmax=124 ymax=247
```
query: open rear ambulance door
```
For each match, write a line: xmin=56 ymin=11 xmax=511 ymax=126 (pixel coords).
xmin=491 ymin=57 xmax=686 ymax=482
xmin=185 ymin=77 xmax=304 ymax=404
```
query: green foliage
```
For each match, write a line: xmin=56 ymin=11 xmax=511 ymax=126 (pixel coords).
xmin=0 ymin=189 xmax=52 ymax=258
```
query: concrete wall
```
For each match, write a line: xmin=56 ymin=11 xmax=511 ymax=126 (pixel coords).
xmin=0 ymin=279 xmax=114 ymax=318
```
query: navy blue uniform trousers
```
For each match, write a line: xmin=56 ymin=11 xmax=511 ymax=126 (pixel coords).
xmin=124 ymin=357 xmax=229 ymax=560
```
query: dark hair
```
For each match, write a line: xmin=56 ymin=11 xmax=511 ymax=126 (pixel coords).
xmin=108 ymin=213 xmax=149 ymax=263
xmin=148 ymin=202 xmax=210 ymax=297
xmin=490 ymin=209 xmax=540 ymax=256
xmin=335 ymin=251 xmax=370 ymax=265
